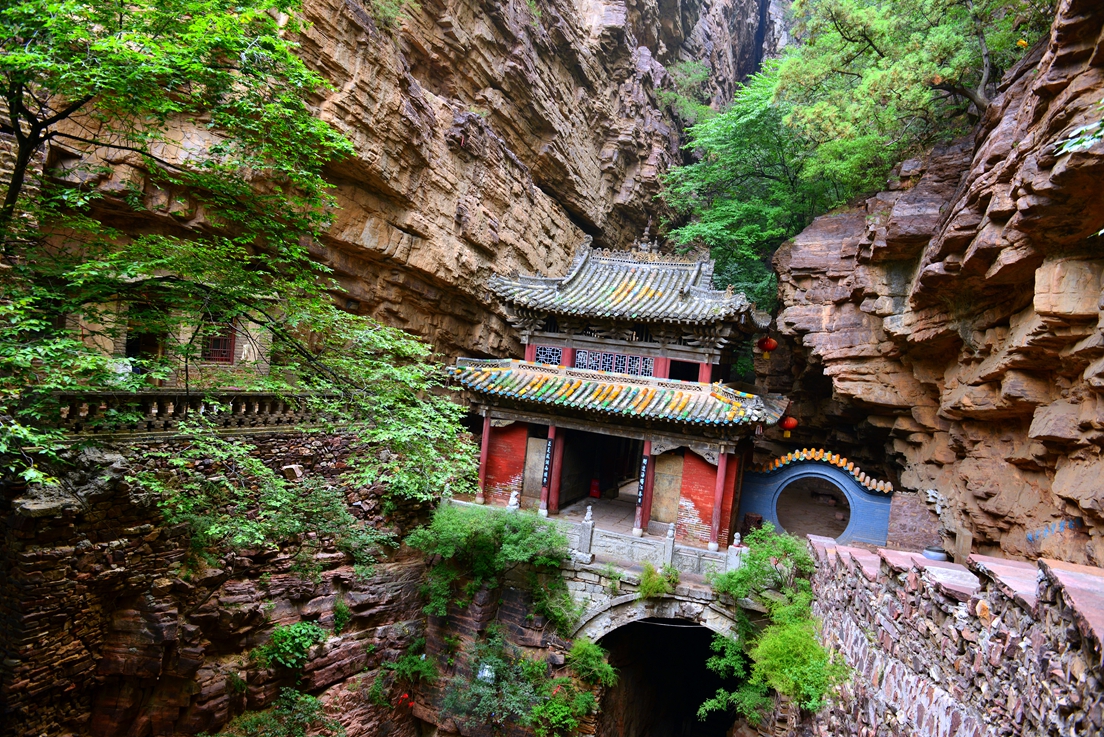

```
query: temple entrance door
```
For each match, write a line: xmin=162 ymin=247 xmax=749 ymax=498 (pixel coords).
xmin=522 ymin=424 xmax=551 ymax=503
xmin=651 ymin=451 xmax=683 ymax=524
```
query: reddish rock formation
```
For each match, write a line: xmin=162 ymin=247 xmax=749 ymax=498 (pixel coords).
xmin=0 ymin=437 xmax=428 ymax=737
xmin=766 ymin=0 xmax=1104 ymax=565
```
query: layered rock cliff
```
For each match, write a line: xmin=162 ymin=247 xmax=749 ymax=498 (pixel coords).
xmin=295 ymin=0 xmax=785 ymax=357
xmin=764 ymin=0 xmax=1104 ymax=566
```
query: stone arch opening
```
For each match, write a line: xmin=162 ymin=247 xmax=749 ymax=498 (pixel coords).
xmin=775 ymin=475 xmax=851 ymax=538
xmin=596 ymin=618 xmax=740 ymax=737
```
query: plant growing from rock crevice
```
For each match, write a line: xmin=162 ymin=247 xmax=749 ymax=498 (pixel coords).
xmin=637 ymin=562 xmax=679 ymax=599
xmin=253 ymin=621 xmax=327 ymax=671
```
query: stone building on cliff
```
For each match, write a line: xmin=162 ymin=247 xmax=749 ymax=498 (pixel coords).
xmin=450 ymin=245 xmax=789 ymax=550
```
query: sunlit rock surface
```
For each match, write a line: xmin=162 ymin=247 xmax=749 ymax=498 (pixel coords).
xmin=766 ymin=0 xmax=1104 ymax=565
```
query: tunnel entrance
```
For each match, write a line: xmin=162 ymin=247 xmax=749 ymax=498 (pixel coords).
xmin=596 ymin=619 xmax=740 ymax=737
xmin=775 ymin=476 xmax=850 ymax=538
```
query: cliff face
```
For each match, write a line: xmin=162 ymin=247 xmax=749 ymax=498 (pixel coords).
xmin=295 ymin=0 xmax=783 ymax=356
xmin=767 ymin=0 xmax=1104 ymax=565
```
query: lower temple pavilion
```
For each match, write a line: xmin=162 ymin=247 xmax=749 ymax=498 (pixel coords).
xmin=450 ymin=244 xmax=789 ymax=550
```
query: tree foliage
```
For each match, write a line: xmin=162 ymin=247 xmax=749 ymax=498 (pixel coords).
xmin=440 ymin=626 xmax=596 ymax=737
xmin=0 ymin=0 xmax=476 ymax=503
xmin=203 ymin=687 xmax=344 ymax=737
xmin=663 ymin=0 xmax=1054 ymax=311
xmin=699 ymin=524 xmax=848 ymax=723
xmin=405 ymin=504 xmax=581 ymax=636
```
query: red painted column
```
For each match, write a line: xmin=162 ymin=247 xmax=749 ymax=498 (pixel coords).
xmin=709 ymin=452 xmax=729 ymax=551
xmin=698 ymin=361 xmax=713 ymax=383
xmin=561 ymin=346 xmax=576 ymax=368
xmin=640 ymin=446 xmax=657 ymax=528
xmin=524 ymin=343 xmax=537 ymax=362
xmin=476 ymin=413 xmax=491 ymax=504
xmin=539 ymin=425 xmax=556 ymax=516
xmin=632 ymin=441 xmax=653 ymax=536
xmin=549 ymin=429 xmax=566 ymax=514
xmin=652 ymin=356 xmax=669 ymax=378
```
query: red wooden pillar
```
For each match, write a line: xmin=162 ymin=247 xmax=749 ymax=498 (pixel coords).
xmin=561 ymin=346 xmax=576 ymax=368
xmin=698 ymin=361 xmax=713 ymax=383
xmin=539 ymin=425 xmax=556 ymax=516
xmin=632 ymin=441 xmax=653 ymax=536
xmin=640 ymin=446 xmax=657 ymax=528
xmin=476 ymin=413 xmax=491 ymax=504
xmin=524 ymin=343 xmax=537 ymax=362
xmin=709 ymin=452 xmax=729 ymax=551
xmin=549 ymin=429 xmax=566 ymax=514
xmin=652 ymin=356 xmax=669 ymax=378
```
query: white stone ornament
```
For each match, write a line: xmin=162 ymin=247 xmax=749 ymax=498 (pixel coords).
xmin=507 ymin=490 xmax=520 ymax=510
xmin=584 ymin=505 xmax=593 ymax=523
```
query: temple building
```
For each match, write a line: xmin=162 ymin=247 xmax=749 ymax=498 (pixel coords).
xmin=450 ymin=246 xmax=789 ymax=551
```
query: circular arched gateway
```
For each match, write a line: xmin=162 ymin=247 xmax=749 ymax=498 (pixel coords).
xmin=775 ymin=476 xmax=851 ymax=538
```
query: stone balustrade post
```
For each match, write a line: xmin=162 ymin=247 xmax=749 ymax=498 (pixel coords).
xmin=725 ymin=533 xmax=745 ymax=572
xmin=575 ymin=505 xmax=595 ymax=563
xmin=662 ymin=523 xmax=675 ymax=567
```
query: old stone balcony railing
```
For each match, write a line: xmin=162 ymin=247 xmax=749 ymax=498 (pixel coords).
xmin=53 ymin=390 xmax=330 ymax=436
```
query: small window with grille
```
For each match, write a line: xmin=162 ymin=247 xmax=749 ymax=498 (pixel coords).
xmin=574 ymin=349 xmax=654 ymax=376
xmin=534 ymin=345 xmax=563 ymax=365
xmin=202 ymin=321 xmax=236 ymax=363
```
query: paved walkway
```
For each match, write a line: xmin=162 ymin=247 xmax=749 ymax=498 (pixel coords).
xmin=559 ymin=492 xmax=638 ymax=535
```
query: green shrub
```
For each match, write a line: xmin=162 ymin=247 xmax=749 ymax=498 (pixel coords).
xmin=698 ymin=523 xmax=848 ymax=723
xmin=637 ymin=562 xmax=678 ymax=599
xmin=332 ymin=598 xmax=352 ymax=635
xmin=567 ymin=638 xmax=617 ymax=688
xmin=255 ymin=622 xmax=327 ymax=670
xmin=406 ymin=504 xmax=579 ymax=636
xmin=529 ymin=679 xmax=596 ymax=737
xmin=600 ymin=563 xmax=624 ymax=594
xmin=386 ymin=638 xmax=437 ymax=685
xmin=205 ymin=687 xmax=344 ymax=737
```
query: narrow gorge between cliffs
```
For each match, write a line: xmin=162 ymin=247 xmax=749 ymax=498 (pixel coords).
xmin=1 ymin=0 xmax=1103 ymax=736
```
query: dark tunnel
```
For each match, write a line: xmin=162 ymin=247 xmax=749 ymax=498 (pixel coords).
xmin=596 ymin=618 xmax=742 ymax=737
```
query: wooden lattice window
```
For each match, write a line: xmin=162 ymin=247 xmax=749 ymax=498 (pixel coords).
xmin=202 ymin=321 xmax=236 ymax=363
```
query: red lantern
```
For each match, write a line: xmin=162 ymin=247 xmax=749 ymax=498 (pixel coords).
xmin=781 ymin=416 xmax=798 ymax=438
xmin=757 ymin=336 xmax=779 ymax=360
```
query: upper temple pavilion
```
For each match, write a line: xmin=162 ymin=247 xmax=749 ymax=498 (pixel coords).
xmin=450 ymin=244 xmax=789 ymax=550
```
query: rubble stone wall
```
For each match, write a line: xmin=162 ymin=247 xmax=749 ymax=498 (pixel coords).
xmin=807 ymin=536 xmax=1104 ymax=737
xmin=0 ymin=433 xmax=428 ymax=737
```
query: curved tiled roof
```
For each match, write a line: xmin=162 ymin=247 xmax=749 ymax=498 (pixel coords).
xmin=490 ymin=247 xmax=770 ymax=327
xmin=450 ymin=358 xmax=788 ymax=428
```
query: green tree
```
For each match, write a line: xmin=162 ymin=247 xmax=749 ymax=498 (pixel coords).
xmin=663 ymin=64 xmax=841 ymax=310
xmin=0 ymin=0 xmax=476 ymax=501
xmin=662 ymin=1 xmax=1054 ymax=312
xmin=778 ymin=0 xmax=1054 ymax=181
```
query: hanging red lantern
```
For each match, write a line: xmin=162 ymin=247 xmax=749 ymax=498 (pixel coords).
xmin=757 ymin=336 xmax=779 ymax=360
xmin=781 ymin=416 xmax=798 ymax=438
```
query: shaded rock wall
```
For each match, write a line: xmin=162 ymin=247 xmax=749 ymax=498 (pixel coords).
xmin=765 ymin=0 xmax=1104 ymax=565
xmin=0 ymin=436 xmax=427 ymax=737
xmin=265 ymin=0 xmax=783 ymax=357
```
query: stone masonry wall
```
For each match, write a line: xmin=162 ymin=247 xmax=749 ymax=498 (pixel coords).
xmin=807 ymin=536 xmax=1104 ymax=737
xmin=0 ymin=432 xmax=429 ymax=737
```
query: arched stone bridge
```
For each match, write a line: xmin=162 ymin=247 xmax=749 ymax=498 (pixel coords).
xmin=558 ymin=559 xmax=753 ymax=641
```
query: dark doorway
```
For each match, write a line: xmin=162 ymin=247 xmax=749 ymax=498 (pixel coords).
xmin=597 ymin=619 xmax=740 ymax=737
xmin=775 ymin=477 xmax=851 ymax=539
xmin=559 ymin=429 xmax=642 ymax=507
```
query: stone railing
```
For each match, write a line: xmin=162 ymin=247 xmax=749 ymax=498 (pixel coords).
xmin=450 ymin=498 xmax=742 ymax=576
xmin=52 ymin=390 xmax=331 ymax=435
xmin=808 ymin=535 xmax=1104 ymax=737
